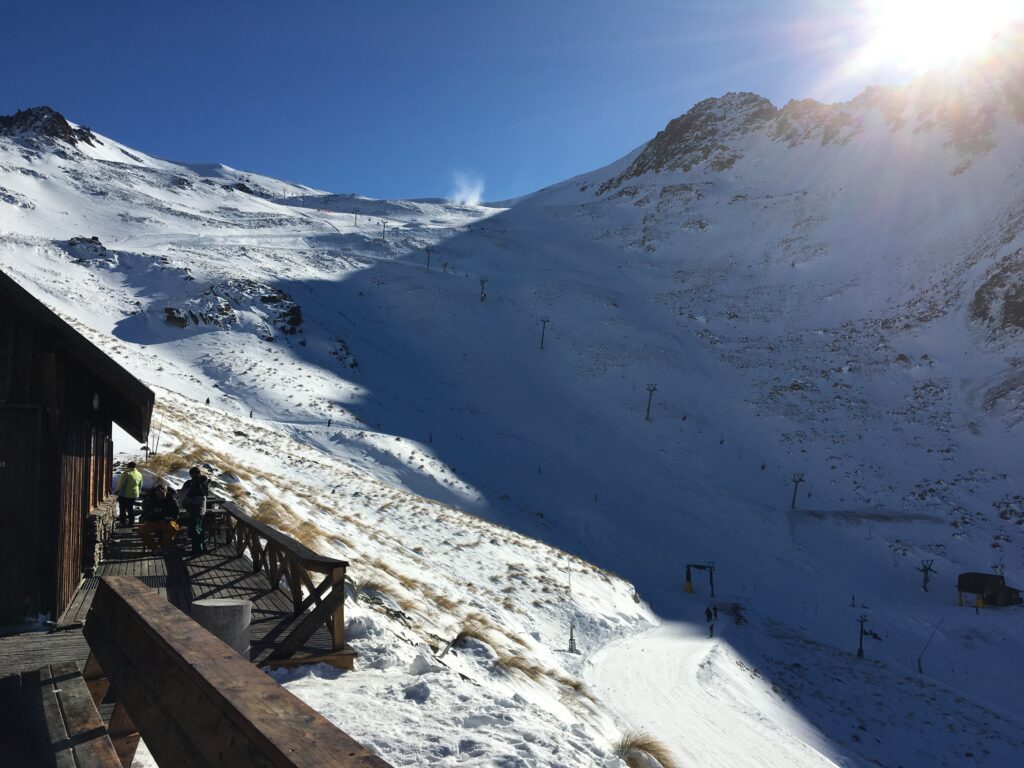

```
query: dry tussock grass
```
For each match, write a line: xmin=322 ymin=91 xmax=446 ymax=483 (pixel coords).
xmin=418 ymin=583 xmax=459 ymax=614
xmin=490 ymin=647 xmax=596 ymax=703
xmin=226 ymin=484 xmax=249 ymax=500
xmin=494 ymin=652 xmax=550 ymax=684
xmin=554 ymin=673 xmax=594 ymax=701
xmin=458 ymin=614 xmax=501 ymax=651
xmin=613 ymin=731 xmax=679 ymax=768
xmin=356 ymin=578 xmax=393 ymax=596
xmin=252 ymin=499 xmax=325 ymax=547
xmin=143 ymin=440 xmax=253 ymax=492
xmin=142 ymin=446 xmax=207 ymax=478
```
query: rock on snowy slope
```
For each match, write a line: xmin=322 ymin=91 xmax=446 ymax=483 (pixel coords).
xmin=0 ymin=105 xmax=99 ymax=148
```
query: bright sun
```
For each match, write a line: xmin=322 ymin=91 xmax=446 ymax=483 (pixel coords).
xmin=856 ymin=0 xmax=1023 ymax=74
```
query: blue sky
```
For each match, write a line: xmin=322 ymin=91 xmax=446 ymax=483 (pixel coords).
xmin=0 ymin=1 xmax=991 ymax=201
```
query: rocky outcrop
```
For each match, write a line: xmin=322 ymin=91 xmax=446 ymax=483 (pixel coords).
xmin=62 ymin=235 xmax=109 ymax=260
xmin=771 ymin=99 xmax=861 ymax=147
xmin=971 ymin=249 xmax=1024 ymax=333
xmin=598 ymin=93 xmax=777 ymax=194
xmin=0 ymin=106 xmax=98 ymax=147
xmin=162 ymin=279 xmax=303 ymax=341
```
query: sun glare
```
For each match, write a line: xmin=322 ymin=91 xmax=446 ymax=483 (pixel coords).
xmin=855 ymin=0 xmax=1022 ymax=75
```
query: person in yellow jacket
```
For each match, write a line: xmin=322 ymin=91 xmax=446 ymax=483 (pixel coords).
xmin=115 ymin=461 xmax=144 ymax=527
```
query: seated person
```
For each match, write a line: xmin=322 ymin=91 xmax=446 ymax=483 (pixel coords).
xmin=138 ymin=483 xmax=182 ymax=552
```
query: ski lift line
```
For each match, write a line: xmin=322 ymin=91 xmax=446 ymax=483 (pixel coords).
xmin=918 ymin=616 xmax=944 ymax=662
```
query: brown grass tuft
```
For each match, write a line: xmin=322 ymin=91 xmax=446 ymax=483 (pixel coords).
xmin=613 ymin=731 xmax=679 ymax=768
xmin=494 ymin=652 xmax=550 ymax=684
xmin=141 ymin=446 xmax=207 ymax=478
xmin=252 ymin=500 xmax=325 ymax=547
xmin=455 ymin=612 xmax=499 ymax=646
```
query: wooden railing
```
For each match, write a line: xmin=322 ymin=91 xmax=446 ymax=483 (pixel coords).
xmin=83 ymin=576 xmax=390 ymax=768
xmin=215 ymin=499 xmax=354 ymax=668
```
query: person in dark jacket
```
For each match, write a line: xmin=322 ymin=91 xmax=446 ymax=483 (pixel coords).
xmin=178 ymin=466 xmax=210 ymax=556
xmin=138 ymin=484 xmax=181 ymax=552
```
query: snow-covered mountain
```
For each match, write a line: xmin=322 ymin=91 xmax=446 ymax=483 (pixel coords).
xmin=2 ymin=26 xmax=1024 ymax=767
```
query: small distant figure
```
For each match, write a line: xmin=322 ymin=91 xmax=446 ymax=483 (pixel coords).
xmin=713 ymin=605 xmax=719 ymax=621
xmin=705 ymin=606 xmax=714 ymax=638
xmin=138 ymin=484 xmax=181 ymax=553
xmin=205 ymin=397 xmax=210 ymax=405
xmin=327 ymin=418 xmax=332 ymax=428
xmin=249 ymin=409 xmax=253 ymax=418
xmin=115 ymin=461 xmax=144 ymax=527
xmin=179 ymin=466 xmax=210 ymax=556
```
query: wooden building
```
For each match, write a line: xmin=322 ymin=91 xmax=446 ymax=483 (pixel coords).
xmin=0 ymin=269 xmax=153 ymax=625
xmin=957 ymin=572 xmax=1023 ymax=607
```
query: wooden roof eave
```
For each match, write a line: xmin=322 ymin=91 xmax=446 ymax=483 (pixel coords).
xmin=0 ymin=269 xmax=155 ymax=442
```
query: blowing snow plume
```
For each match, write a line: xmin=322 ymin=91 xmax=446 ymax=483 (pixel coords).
xmin=449 ymin=171 xmax=484 ymax=205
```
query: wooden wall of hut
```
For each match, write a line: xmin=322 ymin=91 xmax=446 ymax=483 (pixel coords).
xmin=0 ymin=305 xmax=114 ymax=624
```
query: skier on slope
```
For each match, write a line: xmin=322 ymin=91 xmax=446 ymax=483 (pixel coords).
xmin=705 ymin=606 xmax=714 ymax=637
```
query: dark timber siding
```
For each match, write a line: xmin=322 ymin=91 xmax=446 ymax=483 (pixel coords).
xmin=0 ymin=270 xmax=150 ymax=625
xmin=0 ymin=407 xmax=43 ymax=622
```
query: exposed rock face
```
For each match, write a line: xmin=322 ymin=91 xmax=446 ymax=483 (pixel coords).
xmin=331 ymin=337 xmax=359 ymax=370
xmin=771 ymin=98 xmax=862 ymax=147
xmin=162 ymin=279 xmax=303 ymax=341
xmin=971 ymin=249 xmax=1024 ymax=333
xmin=0 ymin=106 xmax=98 ymax=147
xmin=62 ymin=235 xmax=111 ymax=262
xmin=598 ymin=92 xmax=777 ymax=194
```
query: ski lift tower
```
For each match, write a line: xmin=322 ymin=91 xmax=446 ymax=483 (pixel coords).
xmin=685 ymin=561 xmax=716 ymax=597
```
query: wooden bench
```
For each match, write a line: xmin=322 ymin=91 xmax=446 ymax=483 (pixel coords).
xmin=0 ymin=662 xmax=120 ymax=767
xmin=83 ymin=575 xmax=390 ymax=767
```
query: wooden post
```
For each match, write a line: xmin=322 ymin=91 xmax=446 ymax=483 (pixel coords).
xmin=330 ymin=565 xmax=346 ymax=652
xmin=288 ymin=559 xmax=305 ymax=616
xmin=268 ymin=542 xmax=280 ymax=587
xmin=108 ymin=699 xmax=141 ymax=768
xmin=250 ymin=532 xmax=265 ymax=574
xmin=83 ymin=651 xmax=109 ymax=707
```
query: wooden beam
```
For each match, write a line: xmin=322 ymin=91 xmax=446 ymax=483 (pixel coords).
xmin=48 ymin=662 xmax=123 ymax=768
xmin=107 ymin=700 xmax=140 ymax=768
xmin=330 ymin=566 xmax=346 ymax=652
xmin=250 ymin=531 xmax=265 ymax=574
xmin=83 ymin=651 xmax=109 ymax=707
xmin=264 ymin=581 xmax=349 ymax=663
xmin=85 ymin=576 xmax=390 ymax=767
xmin=287 ymin=559 xmax=305 ymax=616
xmin=295 ymin=572 xmax=333 ymax=616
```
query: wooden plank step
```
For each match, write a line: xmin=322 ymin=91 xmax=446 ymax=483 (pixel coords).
xmin=47 ymin=662 xmax=121 ymax=767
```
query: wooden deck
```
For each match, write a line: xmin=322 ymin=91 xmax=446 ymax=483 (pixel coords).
xmin=0 ymin=523 xmax=337 ymax=680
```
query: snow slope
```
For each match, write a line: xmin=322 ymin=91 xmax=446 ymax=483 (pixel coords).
xmin=2 ymin=31 xmax=1024 ymax=766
